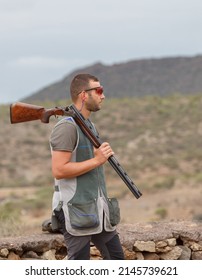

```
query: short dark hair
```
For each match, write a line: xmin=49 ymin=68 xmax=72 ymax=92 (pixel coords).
xmin=70 ymin=74 xmax=99 ymax=101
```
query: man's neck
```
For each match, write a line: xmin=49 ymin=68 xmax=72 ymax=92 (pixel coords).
xmin=74 ymin=103 xmax=91 ymax=119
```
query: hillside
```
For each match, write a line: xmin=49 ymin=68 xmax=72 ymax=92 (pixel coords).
xmin=1 ymin=95 xmax=202 ymax=236
xmin=22 ymin=55 xmax=202 ymax=102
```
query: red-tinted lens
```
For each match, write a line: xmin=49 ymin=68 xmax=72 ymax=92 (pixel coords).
xmin=95 ymin=86 xmax=104 ymax=95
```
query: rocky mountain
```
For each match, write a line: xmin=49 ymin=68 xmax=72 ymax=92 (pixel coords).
xmin=22 ymin=55 xmax=202 ymax=102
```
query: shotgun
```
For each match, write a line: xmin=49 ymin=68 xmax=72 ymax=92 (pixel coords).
xmin=10 ymin=102 xmax=142 ymax=199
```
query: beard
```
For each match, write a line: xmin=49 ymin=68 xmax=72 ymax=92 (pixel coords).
xmin=85 ymin=96 xmax=102 ymax=112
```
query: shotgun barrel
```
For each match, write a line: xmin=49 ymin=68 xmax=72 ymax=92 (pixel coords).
xmin=65 ymin=104 xmax=142 ymax=199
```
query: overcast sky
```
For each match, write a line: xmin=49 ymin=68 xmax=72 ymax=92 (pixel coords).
xmin=1 ymin=0 xmax=202 ymax=104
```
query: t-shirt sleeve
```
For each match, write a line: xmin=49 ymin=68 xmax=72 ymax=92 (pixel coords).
xmin=50 ymin=121 xmax=77 ymax=152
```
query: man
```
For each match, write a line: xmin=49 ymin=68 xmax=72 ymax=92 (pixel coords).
xmin=50 ymin=73 xmax=124 ymax=260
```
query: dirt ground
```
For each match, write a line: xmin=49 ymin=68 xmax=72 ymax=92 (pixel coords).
xmin=119 ymin=184 xmax=202 ymax=223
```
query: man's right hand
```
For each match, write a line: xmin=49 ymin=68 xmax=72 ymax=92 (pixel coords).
xmin=94 ymin=142 xmax=114 ymax=164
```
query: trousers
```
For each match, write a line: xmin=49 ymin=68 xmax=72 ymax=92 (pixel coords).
xmin=55 ymin=209 xmax=124 ymax=260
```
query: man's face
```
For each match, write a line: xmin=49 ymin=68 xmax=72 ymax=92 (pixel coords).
xmin=84 ymin=80 xmax=105 ymax=112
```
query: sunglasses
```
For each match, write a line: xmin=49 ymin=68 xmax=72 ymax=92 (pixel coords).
xmin=84 ymin=86 xmax=104 ymax=96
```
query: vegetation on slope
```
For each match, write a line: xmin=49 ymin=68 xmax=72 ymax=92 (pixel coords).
xmin=1 ymin=94 xmax=202 ymax=235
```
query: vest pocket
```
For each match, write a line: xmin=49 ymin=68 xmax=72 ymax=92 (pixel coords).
xmin=68 ymin=199 xmax=99 ymax=229
xmin=107 ymin=198 xmax=121 ymax=226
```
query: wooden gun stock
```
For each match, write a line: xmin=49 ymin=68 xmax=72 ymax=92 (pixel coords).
xmin=10 ymin=102 xmax=66 ymax=124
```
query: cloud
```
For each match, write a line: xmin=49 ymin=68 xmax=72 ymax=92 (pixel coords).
xmin=8 ymin=56 xmax=69 ymax=68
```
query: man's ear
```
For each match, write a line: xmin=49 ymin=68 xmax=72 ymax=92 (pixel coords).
xmin=81 ymin=91 xmax=87 ymax=101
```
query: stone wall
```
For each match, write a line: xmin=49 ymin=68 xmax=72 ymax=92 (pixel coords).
xmin=0 ymin=221 xmax=202 ymax=260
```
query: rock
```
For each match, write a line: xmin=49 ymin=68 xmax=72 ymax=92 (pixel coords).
xmin=42 ymin=249 xmax=56 ymax=260
xmin=22 ymin=250 xmax=41 ymax=259
xmin=178 ymin=245 xmax=191 ymax=260
xmin=0 ymin=248 xmax=9 ymax=257
xmin=192 ymin=251 xmax=202 ymax=260
xmin=143 ymin=252 xmax=160 ymax=260
xmin=123 ymin=247 xmax=136 ymax=260
xmin=133 ymin=241 xmax=155 ymax=252
xmin=8 ymin=251 xmax=20 ymax=260
xmin=159 ymin=246 xmax=182 ymax=260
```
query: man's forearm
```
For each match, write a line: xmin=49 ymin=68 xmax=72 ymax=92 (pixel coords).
xmin=52 ymin=157 xmax=101 ymax=179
